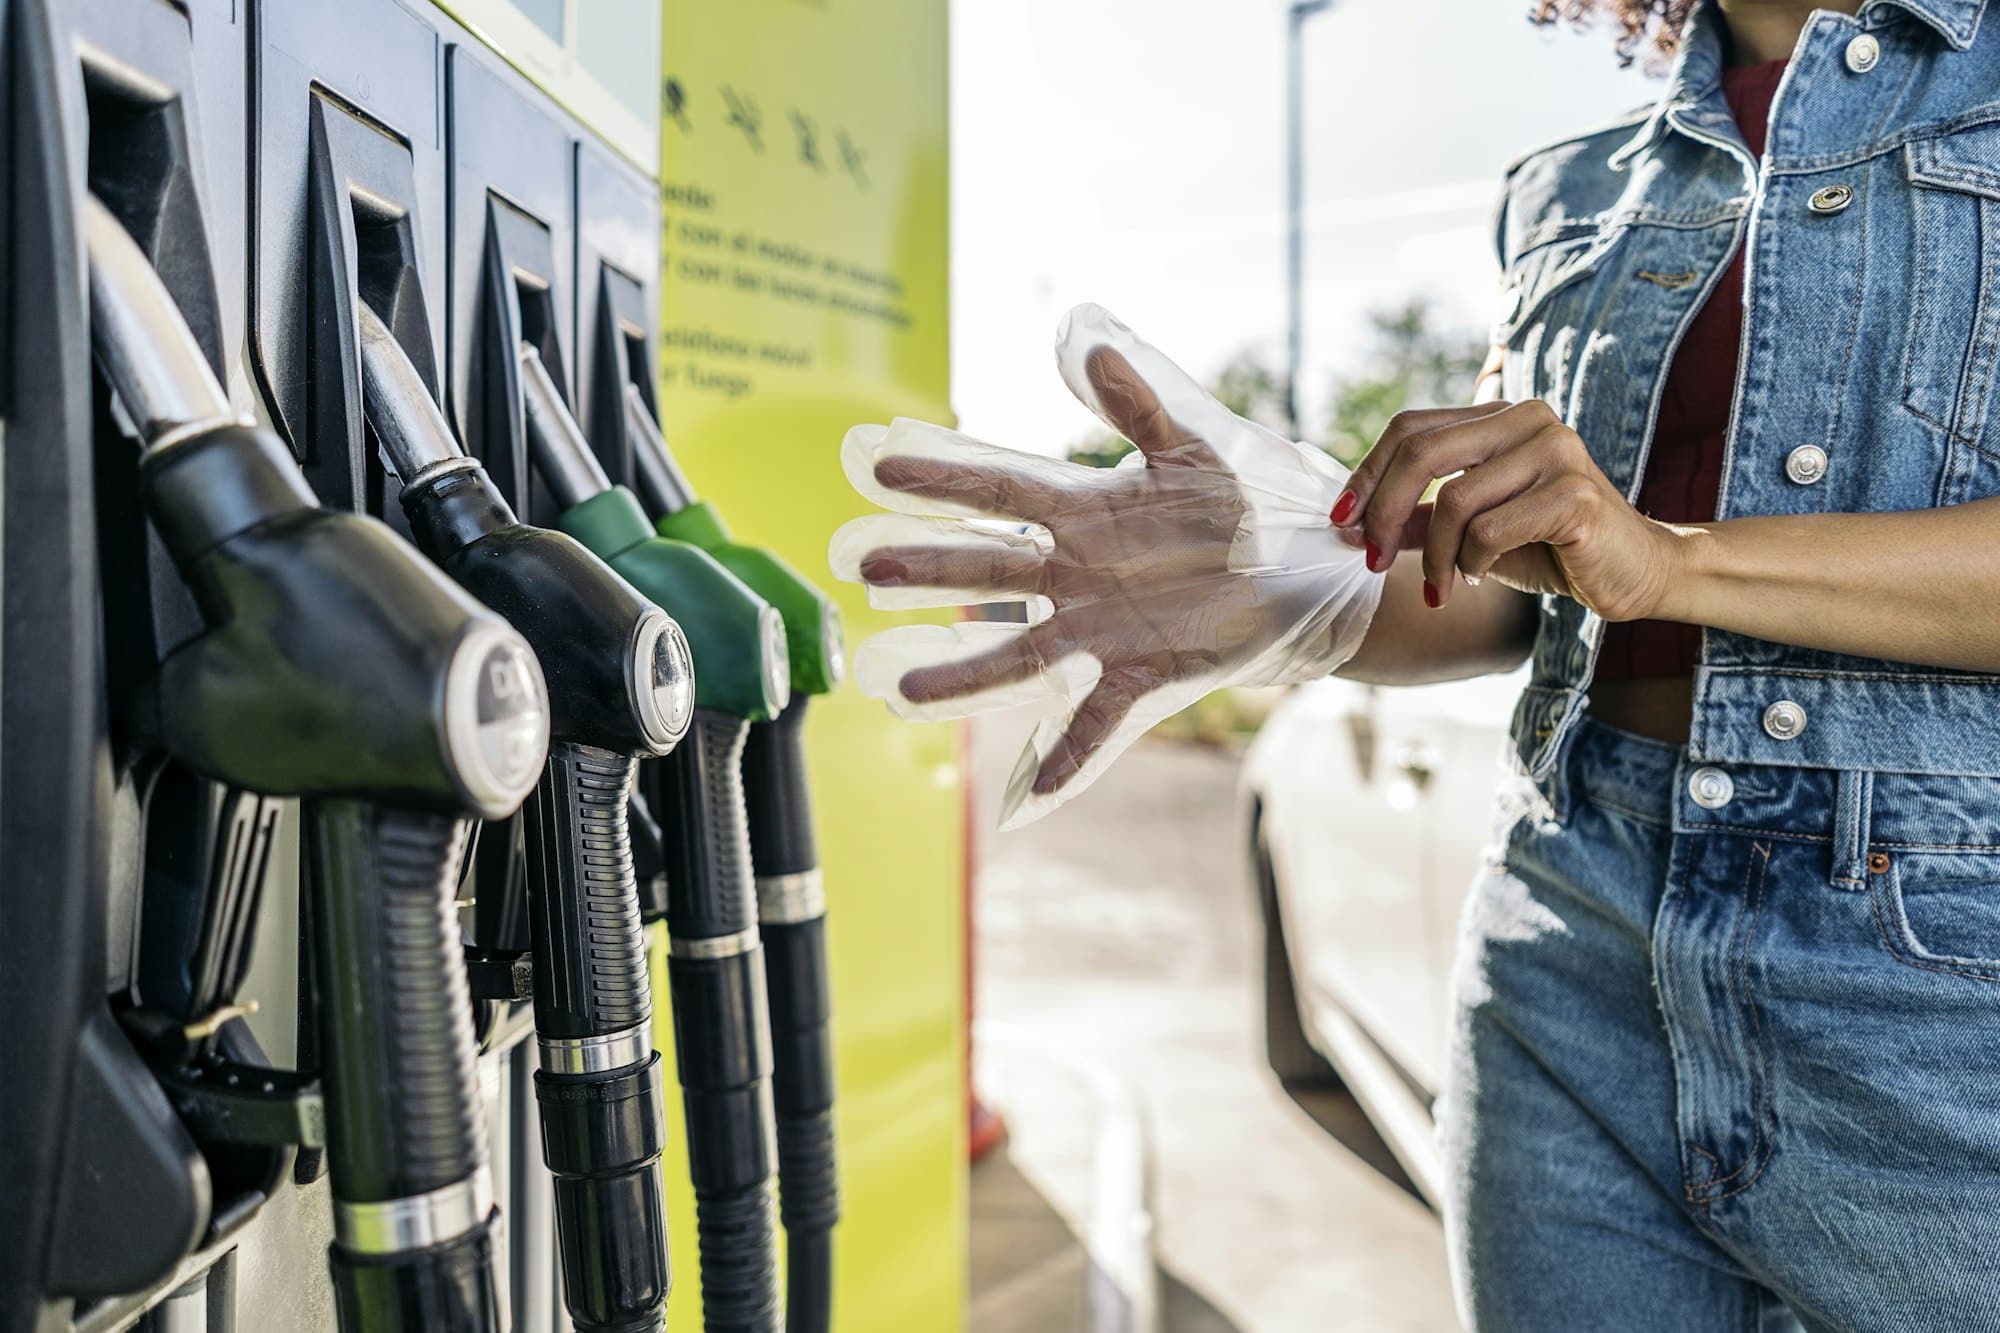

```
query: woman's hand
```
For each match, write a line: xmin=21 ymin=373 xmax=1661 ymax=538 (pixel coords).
xmin=1333 ymin=400 xmax=1685 ymax=621
xmin=831 ymin=303 xmax=1383 ymax=827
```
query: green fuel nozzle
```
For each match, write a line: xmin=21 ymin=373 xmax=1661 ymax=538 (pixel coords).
xmin=624 ymin=388 xmax=844 ymax=701
xmin=522 ymin=347 xmax=791 ymax=725
xmin=614 ymin=383 xmax=845 ymax=1333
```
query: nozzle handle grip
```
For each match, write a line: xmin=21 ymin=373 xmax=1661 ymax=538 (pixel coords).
xmin=656 ymin=711 xmax=757 ymax=941
xmin=522 ymin=742 xmax=650 ymax=1037
xmin=742 ymin=702 xmax=818 ymax=879
xmin=306 ymin=802 xmax=489 ymax=1206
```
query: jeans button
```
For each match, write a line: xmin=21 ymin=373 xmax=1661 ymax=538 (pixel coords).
xmin=1809 ymin=184 xmax=1855 ymax=215
xmin=1763 ymin=700 xmax=1807 ymax=741
xmin=1688 ymin=766 xmax=1734 ymax=810
xmin=1845 ymin=33 xmax=1880 ymax=73
xmin=1785 ymin=444 xmax=1828 ymax=484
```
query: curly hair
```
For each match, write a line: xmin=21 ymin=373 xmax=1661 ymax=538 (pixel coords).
xmin=1530 ymin=0 xmax=1698 ymax=67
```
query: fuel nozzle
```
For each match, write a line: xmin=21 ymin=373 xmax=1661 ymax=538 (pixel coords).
xmin=88 ymin=195 xmax=548 ymax=1333
xmin=520 ymin=340 xmax=788 ymax=1330
xmin=356 ymin=303 xmax=689 ymax=1333
xmin=620 ymin=395 xmax=846 ymax=1333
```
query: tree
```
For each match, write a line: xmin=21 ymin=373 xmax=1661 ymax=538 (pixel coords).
xmin=1063 ymin=298 xmax=1483 ymax=469
xmin=1321 ymin=298 xmax=1486 ymax=464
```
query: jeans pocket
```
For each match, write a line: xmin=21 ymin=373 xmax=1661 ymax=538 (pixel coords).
xmin=1870 ymin=850 xmax=2000 ymax=981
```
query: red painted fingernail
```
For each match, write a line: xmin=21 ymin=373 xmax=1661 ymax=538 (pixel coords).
xmin=1423 ymin=579 xmax=1442 ymax=609
xmin=1330 ymin=490 xmax=1357 ymax=525
xmin=1364 ymin=540 xmax=1382 ymax=572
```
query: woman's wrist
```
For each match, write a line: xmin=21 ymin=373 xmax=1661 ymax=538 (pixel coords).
xmin=1647 ymin=521 xmax=1724 ymax=626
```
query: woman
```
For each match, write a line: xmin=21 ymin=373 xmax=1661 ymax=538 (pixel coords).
xmin=845 ymin=0 xmax=2000 ymax=1325
xmin=1333 ymin=0 xmax=2000 ymax=1327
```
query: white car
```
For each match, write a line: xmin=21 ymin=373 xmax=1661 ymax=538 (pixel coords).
xmin=1239 ymin=670 xmax=1525 ymax=1208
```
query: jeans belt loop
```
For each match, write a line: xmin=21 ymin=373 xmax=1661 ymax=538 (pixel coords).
xmin=1832 ymin=770 xmax=1874 ymax=890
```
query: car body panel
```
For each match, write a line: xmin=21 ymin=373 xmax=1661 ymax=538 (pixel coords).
xmin=1242 ymin=672 xmax=1521 ymax=1195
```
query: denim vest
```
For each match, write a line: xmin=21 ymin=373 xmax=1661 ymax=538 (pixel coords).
xmin=1494 ymin=0 xmax=2000 ymax=782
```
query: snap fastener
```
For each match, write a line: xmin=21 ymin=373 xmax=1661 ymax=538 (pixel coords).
xmin=1763 ymin=700 xmax=1807 ymax=741
xmin=1845 ymin=33 xmax=1880 ymax=74
xmin=1688 ymin=766 xmax=1734 ymax=810
xmin=1809 ymin=184 xmax=1855 ymax=215
xmin=1785 ymin=444 xmax=1829 ymax=485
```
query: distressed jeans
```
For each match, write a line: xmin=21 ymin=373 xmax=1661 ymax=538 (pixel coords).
xmin=1440 ymin=718 xmax=2000 ymax=1332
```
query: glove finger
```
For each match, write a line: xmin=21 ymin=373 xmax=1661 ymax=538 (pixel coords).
xmin=1055 ymin=304 xmax=1352 ymax=520
xmin=853 ymin=620 xmax=1094 ymax=722
xmin=829 ymin=512 xmax=1051 ymax=613
xmin=1083 ymin=346 xmax=1224 ymax=471
xmin=842 ymin=418 xmax=1087 ymax=522
xmin=995 ymin=672 xmax=1209 ymax=831
xmin=1031 ymin=664 xmax=1149 ymax=796
xmin=1054 ymin=304 xmax=1239 ymax=462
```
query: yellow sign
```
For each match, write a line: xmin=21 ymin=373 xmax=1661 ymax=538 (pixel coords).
xmin=653 ymin=2 xmax=963 ymax=1329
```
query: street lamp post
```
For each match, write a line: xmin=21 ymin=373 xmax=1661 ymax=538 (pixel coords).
xmin=1287 ymin=0 xmax=1335 ymax=439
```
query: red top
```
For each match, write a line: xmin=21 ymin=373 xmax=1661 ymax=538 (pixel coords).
xmin=1595 ymin=58 xmax=1787 ymax=682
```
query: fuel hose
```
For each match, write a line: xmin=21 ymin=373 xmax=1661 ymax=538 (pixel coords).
xmin=357 ymin=307 xmax=692 ymax=1333
xmin=522 ymin=345 xmax=789 ymax=1332
xmin=86 ymin=196 xmax=548 ymax=1331
xmin=633 ymin=391 xmax=845 ymax=1333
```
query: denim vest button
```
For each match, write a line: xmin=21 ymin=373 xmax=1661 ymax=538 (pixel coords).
xmin=1763 ymin=700 xmax=1808 ymax=740
xmin=1689 ymin=767 xmax=1735 ymax=809
xmin=1845 ymin=33 xmax=1880 ymax=74
xmin=1809 ymin=184 xmax=1855 ymax=215
xmin=1785 ymin=444 xmax=1829 ymax=484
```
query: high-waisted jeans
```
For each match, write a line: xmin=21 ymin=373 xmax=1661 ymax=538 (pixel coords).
xmin=1440 ymin=718 xmax=2000 ymax=1332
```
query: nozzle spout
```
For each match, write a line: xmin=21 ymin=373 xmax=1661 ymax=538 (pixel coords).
xmin=625 ymin=384 xmax=697 ymax=517
xmin=520 ymin=342 xmax=613 ymax=511
xmin=356 ymin=303 xmax=469 ymax=486
xmin=83 ymin=195 xmax=244 ymax=450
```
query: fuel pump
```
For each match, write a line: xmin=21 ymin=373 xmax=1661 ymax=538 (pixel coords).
xmin=627 ymin=398 xmax=845 ymax=1333
xmin=353 ymin=302 xmax=692 ymax=1333
xmin=518 ymin=343 xmax=789 ymax=1332
xmin=86 ymin=195 xmax=550 ymax=1331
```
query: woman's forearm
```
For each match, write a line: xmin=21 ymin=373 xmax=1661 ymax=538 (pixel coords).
xmin=1658 ymin=497 xmax=2000 ymax=673
xmin=1339 ymin=550 xmax=1536 ymax=684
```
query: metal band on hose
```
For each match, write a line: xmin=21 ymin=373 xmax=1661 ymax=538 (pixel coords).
xmin=670 ymin=926 xmax=759 ymax=960
xmin=756 ymin=870 xmax=826 ymax=925
xmin=537 ymin=1024 xmax=653 ymax=1076
xmin=335 ymin=1167 xmax=495 ymax=1254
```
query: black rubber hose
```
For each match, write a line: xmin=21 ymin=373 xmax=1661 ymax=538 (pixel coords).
xmin=741 ymin=701 xmax=839 ymax=1333
xmin=520 ymin=741 xmax=672 ymax=1332
xmin=305 ymin=801 xmax=502 ymax=1333
xmin=650 ymin=711 xmax=780 ymax=1332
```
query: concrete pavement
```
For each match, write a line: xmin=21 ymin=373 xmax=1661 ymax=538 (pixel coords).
xmin=968 ymin=724 xmax=1457 ymax=1332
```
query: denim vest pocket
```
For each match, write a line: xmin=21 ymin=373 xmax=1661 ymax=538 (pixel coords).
xmin=1870 ymin=850 xmax=2000 ymax=983
xmin=1901 ymin=119 xmax=2000 ymax=452
xmin=1494 ymin=228 xmax=1621 ymax=410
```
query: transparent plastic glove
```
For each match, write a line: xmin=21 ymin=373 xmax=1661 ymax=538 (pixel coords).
xmin=830 ymin=304 xmax=1383 ymax=829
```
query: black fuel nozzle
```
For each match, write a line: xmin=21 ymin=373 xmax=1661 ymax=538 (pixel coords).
xmin=356 ymin=303 xmax=687 ymax=1333
xmin=87 ymin=195 xmax=548 ymax=1333
xmin=521 ymin=345 xmax=787 ymax=1332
